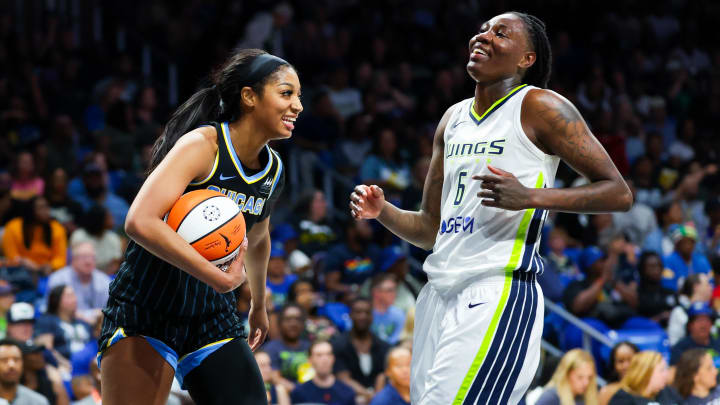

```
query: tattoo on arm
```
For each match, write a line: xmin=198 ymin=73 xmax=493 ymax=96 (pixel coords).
xmin=529 ymin=91 xmax=631 ymax=213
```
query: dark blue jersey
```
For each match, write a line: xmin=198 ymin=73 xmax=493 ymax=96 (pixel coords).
xmin=107 ymin=121 xmax=285 ymax=317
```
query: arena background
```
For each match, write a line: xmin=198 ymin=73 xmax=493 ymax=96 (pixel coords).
xmin=0 ymin=0 xmax=719 ymax=404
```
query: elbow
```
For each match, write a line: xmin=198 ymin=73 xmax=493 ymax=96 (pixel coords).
xmin=619 ymin=186 xmax=633 ymax=212
xmin=124 ymin=215 xmax=142 ymax=240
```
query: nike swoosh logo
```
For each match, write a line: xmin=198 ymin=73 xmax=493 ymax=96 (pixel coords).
xmin=451 ymin=121 xmax=467 ymax=129
xmin=219 ymin=174 xmax=236 ymax=180
xmin=468 ymin=302 xmax=486 ymax=308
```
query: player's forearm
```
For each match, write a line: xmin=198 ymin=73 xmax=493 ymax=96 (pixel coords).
xmin=376 ymin=201 xmax=439 ymax=250
xmin=529 ymin=179 xmax=632 ymax=214
xmin=244 ymin=235 xmax=270 ymax=306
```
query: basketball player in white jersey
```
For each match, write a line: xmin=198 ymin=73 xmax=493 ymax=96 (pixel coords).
xmin=349 ymin=12 xmax=632 ymax=405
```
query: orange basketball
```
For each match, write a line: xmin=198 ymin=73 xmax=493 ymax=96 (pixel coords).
xmin=166 ymin=189 xmax=246 ymax=266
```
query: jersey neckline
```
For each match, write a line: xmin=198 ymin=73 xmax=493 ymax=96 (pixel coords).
xmin=469 ymin=84 xmax=527 ymax=126
xmin=221 ymin=121 xmax=274 ymax=184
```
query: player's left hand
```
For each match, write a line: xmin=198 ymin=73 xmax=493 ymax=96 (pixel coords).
xmin=247 ymin=301 xmax=269 ymax=351
xmin=472 ymin=165 xmax=531 ymax=211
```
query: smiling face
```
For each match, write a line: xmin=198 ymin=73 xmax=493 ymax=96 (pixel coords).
xmin=467 ymin=13 xmax=536 ymax=84
xmin=246 ymin=66 xmax=303 ymax=139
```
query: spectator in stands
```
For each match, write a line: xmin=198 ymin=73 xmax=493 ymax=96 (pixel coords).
xmin=636 ymin=251 xmax=677 ymax=327
xmin=20 ymin=342 xmax=69 ymax=405
xmin=6 ymin=303 xmax=36 ymax=345
xmin=331 ymin=298 xmax=389 ymax=403
xmin=290 ymin=340 xmax=355 ymax=405
xmin=69 ymin=204 xmax=123 ymax=275
xmin=370 ymin=273 xmax=405 ymax=345
xmin=44 ymin=168 xmax=83 ymax=236
xmin=325 ymin=220 xmax=381 ymax=295
xmin=271 ymin=224 xmax=311 ymax=277
xmin=70 ymin=375 xmax=101 ymax=405
xmin=643 ymin=201 xmax=684 ymax=256
xmin=563 ymin=246 xmax=637 ymax=329
xmin=670 ymin=302 xmax=720 ymax=366
xmin=359 ymin=127 xmax=410 ymax=204
xmin=400 ymin=156 xmax=430 ymax=211
xmin=599 ymin=342 xmax=639 ymax=405
xmin=369 ymin=346 xmax=411 ymax=405
xmin=0 ymin=281 xmax=15 ymax=339
xmin=371 ymin=246 xmax=422 ymax=315
xmin=662 ymin=223 xmax=712 ymax=291
xmin=293 ymin=190 xmax=339 ymax=257
xmin=287 ymin=279 xmax=338 ymax=342
xmin=0 ymin=339 xmax=49 ymax=405
xmin=255 ymin=350 xmax=291 ymax=405
xmin=35 ymin=285 xmax=92 ymax=360
xmin=612 ymin=179 xmax=658 ymax=246
xmin=705 ymin=198 xmax=720 ymax=257
xmin=266 ymin=244 xmax=297 ymax=310
xmin=10 ymin=151 xmax=44 ymax=201
xmin=536 ymin=349 xmax=598 ymax=405
xmin=46 ymin=242 xmax=110 ymax=325
xmin=668 ymin=273 xmax=712 ymax=345
xmin=608 ymin=351 xmax=668 ymax=404
xmin=71 ymin=161 xmax=128 ymax=232
xmin=1 ymin=196 xmax=67 ymax=274
xmin=674 ymin=348 xmax=720 ymax=404
xmin=263 ymin=303 xmax=311 ymax=392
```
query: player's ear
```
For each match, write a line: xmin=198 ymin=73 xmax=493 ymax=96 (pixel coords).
xmin=518 ymin=51 xmax=536 ymax=70
xmin=240 ymin=86 xmax=256 ymax=108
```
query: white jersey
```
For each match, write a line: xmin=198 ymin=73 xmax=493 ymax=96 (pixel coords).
xmin=423 ymin=85 xmax=560 ymax=295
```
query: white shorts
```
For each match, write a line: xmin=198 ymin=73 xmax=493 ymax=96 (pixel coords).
xmin=411 ymin=271 xmax=544 ymax=405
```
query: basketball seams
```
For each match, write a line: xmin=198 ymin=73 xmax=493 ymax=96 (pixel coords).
xmin=168 ymin=193 xmax=224 ymax=231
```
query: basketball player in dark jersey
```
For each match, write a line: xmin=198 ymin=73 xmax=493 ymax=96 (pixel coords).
xmin=98 ymin=49 xmax=302 ymax=405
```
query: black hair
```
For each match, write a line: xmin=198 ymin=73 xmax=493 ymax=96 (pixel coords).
xmin=350 ymin=297 xmax=371 ymax=311
xmin=47 ymin=284 xmax=67 ymax=316
xmin=287 ymin=278 xmax=314 ymax=304
xmin=680 ymin=273 xmax=705 ymax=298
xmin=278 ymin=302 xmax=305 ymax=322
xmin=637 ymin=251 xmax=662 ymax=279
xmin=82 ymin=204 xmax=108 ymax=237
xmin=607 ymin=341 xmax=639 ymax=383
xmin=20 ymin=196 xmax=51 ymax=250
xmin=148 ymin=49 xmax=294 ymax=173
xmin=510 ymin=12 xmax=552 ymax=88
xmin=0 ymin=338 xmax=23 ymax=353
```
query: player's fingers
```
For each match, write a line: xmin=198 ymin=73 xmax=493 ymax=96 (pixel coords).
xmin=350 ymin=193 xmax=364 ymax=205
xmin=477 ymin=191 xmax=496 ymax=199
xmin=370 ymin=185 xmax=383 ymax=198
xmin=480 ymin=181 xmax=497 ymax=191
xmin=480 ymin=199 xmax=500 ymax=207
xmin=487 ymin=164 xmax=510 ymax=176
xmin=472 ymin=174 xmax=501 ymax=183
xmin=248 ymin=328 xmax=259 ymax=351
xmin=350 ymin=201 xmax=362 ymax=212
xmin=354 ymin=185 xmax=368 ymax=197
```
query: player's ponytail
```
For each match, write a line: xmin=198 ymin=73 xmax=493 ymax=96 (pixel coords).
xmin=148 ymin=48 xmax=292 ymax=174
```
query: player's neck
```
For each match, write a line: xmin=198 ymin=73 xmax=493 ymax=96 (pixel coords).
xmin=692 ymin=384 xmax=710 ymax=398
xmin=391 ymin=381 xmax=410 ymax=401
xmin=228 ymin=119 xmax=268 ymax=170
xmin=473 ymin=77 xmax=522 ymax=116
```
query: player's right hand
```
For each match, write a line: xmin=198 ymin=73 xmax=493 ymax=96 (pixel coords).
xmin=350 ymin=184 xmax=385 ymax=219
xmin=213 ymin=236 xmax=248 ymax=293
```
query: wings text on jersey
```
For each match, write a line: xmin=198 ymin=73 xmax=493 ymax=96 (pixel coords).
xmin=446 ymin=139 xmax=505 ymax=159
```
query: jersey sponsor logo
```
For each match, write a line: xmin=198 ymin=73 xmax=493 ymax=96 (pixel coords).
xmin=439 ymin=216 xmax=475 ymax=235
xmin=219 ymin=173 xmax=237 ymax=180
xmin=445 ymin=139 xmax=505 ymax=159
xmin=206 ymin=185 xmax=266 ymax=216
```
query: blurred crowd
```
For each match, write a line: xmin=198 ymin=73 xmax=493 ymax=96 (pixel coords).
xmin=0 ymin=0 xmax=719 ymax=404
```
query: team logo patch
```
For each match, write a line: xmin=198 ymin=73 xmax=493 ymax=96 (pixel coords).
xmin=202 ymin=205 xmax=221 ymax=222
